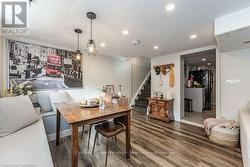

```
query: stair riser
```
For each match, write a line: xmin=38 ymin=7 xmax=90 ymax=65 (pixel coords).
xmin=143 ymin=85 xmax=151 ymax=89
xmin=140 ymin=94 xmax=150 ymax=98
xmin=141 ymin=90 xmax=151 ymax=94
xmin=140 ymin=92 xmax=151 ymax=97
xmin=138 ymin=97 xmax=148 ymax=101
xmin=135 ymin=75 xmax=151 ymax=109
xmin=135 ymin=100 xmax=148 ymax=108
xmin=136 ymin=98 xmax=148 ymax=102
xmin=135 ymin=104 xmax=148 ymax=108
xmin=133 ymin=106 xmax=147 ymax=112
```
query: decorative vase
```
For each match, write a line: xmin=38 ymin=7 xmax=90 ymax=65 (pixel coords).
xmin=99 ymin=96 xmax=105 ymax=109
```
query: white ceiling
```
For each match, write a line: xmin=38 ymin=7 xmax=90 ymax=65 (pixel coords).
xmin=21 ymin=0 xmax=250 ymax=58
xmin=184 ymin=49 xmax=216 ymax=67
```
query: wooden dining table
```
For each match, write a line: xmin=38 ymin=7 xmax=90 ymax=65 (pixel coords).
xmin=55 ymin=102 xmax=132 ymax=167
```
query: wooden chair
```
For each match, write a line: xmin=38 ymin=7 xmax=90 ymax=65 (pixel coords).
xmin=81 ymin=95 xmax=114 ymax=149
xmin=92 ymin=121 xmax=126 ymax=167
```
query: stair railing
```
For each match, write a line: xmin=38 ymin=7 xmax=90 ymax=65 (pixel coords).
xmin=130 ymin=71 xmax=151 ymax=106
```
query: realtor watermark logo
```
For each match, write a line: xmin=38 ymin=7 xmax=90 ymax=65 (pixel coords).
xmin=1 ymin=1 xmax=29 ymax=35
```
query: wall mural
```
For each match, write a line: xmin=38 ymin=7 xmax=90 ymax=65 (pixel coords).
xmin=8 ymin=40 xmax=82 ymax=90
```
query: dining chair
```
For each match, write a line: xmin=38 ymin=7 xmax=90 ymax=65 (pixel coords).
xmin=81 ymin=122 xmax=106 ymax=150
xmin=80 ymin=95 xmax=114 ymax=150
xmin=91 ymin=96 xmax=130 ymax=167
xmin=92 ymin=121 xmax=126 ymax=167
xmin=81 ymin=124 xmax=93 ymax=150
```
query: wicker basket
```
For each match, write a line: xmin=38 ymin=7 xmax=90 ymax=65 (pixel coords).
xmin=209 ymin=125 xmax=240 ymax=147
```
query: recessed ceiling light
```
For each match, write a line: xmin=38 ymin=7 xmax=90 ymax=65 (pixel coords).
xmin=190 ymin=34 xmax=197 ymax=39
xmin=100 ymin=43 xmax=106 ymax=47
xmin=202 ymin=58 xmax=206 ymax=61
xmin=154 ymin=46 xmax=159 ymax=50
xmin=207 ymin=63 xmax=212 ymax=66
xmin=122 ymin=30 xmax=129 ymax=35
xmin=166 ymin=3 xmax=175 ymax=11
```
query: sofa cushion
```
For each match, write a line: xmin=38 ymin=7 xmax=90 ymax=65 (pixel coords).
xmin=0 ymin=118 xmax=53 ymax=167
xmin=64 ymin=89 xmax=99 ymax=103
xmin=0 ymin=95 xmax=39 ymax=138
xmin=49 ymin=91 xmax=73 ymax=112
xmin=37 ymin=90 xmax=56 ymax=113
xmin=240 ymin=105 xmax=250 ymax=167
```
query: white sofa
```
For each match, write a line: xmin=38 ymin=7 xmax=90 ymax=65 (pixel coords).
xmin=0 ymin=95 xmax=54 ymax=167
xmin=0 ymin=89 xmax=96 ymax=167
xmin=0 ymin=89 xmax=100 ymax=167
xmin=0 ymin=117 xmax=53 ymax=167
xmin=240 ymin=101 xmax=250 ymax=167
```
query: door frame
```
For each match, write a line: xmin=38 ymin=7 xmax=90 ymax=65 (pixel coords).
xmin=179 ymin=46 xmax=221 ymax=122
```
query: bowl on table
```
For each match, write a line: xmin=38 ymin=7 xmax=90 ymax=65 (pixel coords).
xmin=80 ymin=98 xmax=99 ymax=108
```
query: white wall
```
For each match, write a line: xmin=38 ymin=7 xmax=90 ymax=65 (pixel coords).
xmin=83 ymin=55 xmax=131 ymax=98
xmin=151 ymin=45 xmax=218 ymax=122
xmin=83 ymin=56 xmax=151 ymax=102
xmin=215 ymin=7 xmax=250 ymax=35
xmin=151 ymin=53 xmax=181 ymax=121
xmin=130 ymin=57 xmax=151 ymax=96
xmin=0 ymin=37 xmax=3 ymax=97
xmin=220 ymin=48 xmax=250 ymax=121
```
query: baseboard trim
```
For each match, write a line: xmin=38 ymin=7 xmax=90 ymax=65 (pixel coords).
xmin=47 ymin=126 xmax=86 ymax=142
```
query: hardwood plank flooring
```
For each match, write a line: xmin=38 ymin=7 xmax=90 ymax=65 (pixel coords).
xmin=49 ymin=109 xmax=242 ymax=167
xmin=183 ymin=110 xmax=216 ymax=124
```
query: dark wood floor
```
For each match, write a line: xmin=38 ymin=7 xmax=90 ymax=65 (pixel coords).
xmin=49 ymin=109 xmax=243 ymax=167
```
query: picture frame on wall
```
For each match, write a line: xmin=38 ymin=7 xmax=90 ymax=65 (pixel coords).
xmin=7 ymin=40 xmax=83 ymax=90
xmin=106 ymin=85 xmax=114 ymax=94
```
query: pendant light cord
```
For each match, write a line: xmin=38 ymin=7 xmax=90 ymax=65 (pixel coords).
xmin=77 ymin=33 xmax=79 ymax=50
xmin=90 ymin=19 xmax=93 ymax=40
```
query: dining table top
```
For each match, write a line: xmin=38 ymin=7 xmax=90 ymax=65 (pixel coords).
xmin=55 ymin=102 xmax=133 ymax=124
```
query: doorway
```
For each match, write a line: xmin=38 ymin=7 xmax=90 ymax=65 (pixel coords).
xmin=181 ymin=49 xmax=216 ymax=125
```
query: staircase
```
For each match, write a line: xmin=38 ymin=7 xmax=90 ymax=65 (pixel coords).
xmin=134 ymin=75 xmax=151 ymax=110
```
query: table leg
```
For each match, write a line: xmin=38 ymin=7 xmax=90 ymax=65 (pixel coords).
xmin=125 ymin=111 xmax=131 ymax=159
xmin=71 ymin=123 xmax=78 ymax=167
xmin=56 ymin=109 xmax=61 ymax=145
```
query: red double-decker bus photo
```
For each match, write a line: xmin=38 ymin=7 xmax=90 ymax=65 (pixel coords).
xmin=46 ymin=54 xmax=62 ymax=77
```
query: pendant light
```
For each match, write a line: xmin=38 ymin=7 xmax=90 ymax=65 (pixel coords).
xmin=85 ymin=12 xmax=97 ymax=56
xmin=74 ymin=28 xmax=82 ymax=60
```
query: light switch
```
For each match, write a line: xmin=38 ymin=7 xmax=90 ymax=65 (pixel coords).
xmin=226 ymin=79 xmax=241 ymax=85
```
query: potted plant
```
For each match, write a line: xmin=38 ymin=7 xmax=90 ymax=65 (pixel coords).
xmin=13 ymin=84 xmax=37 ymax=103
